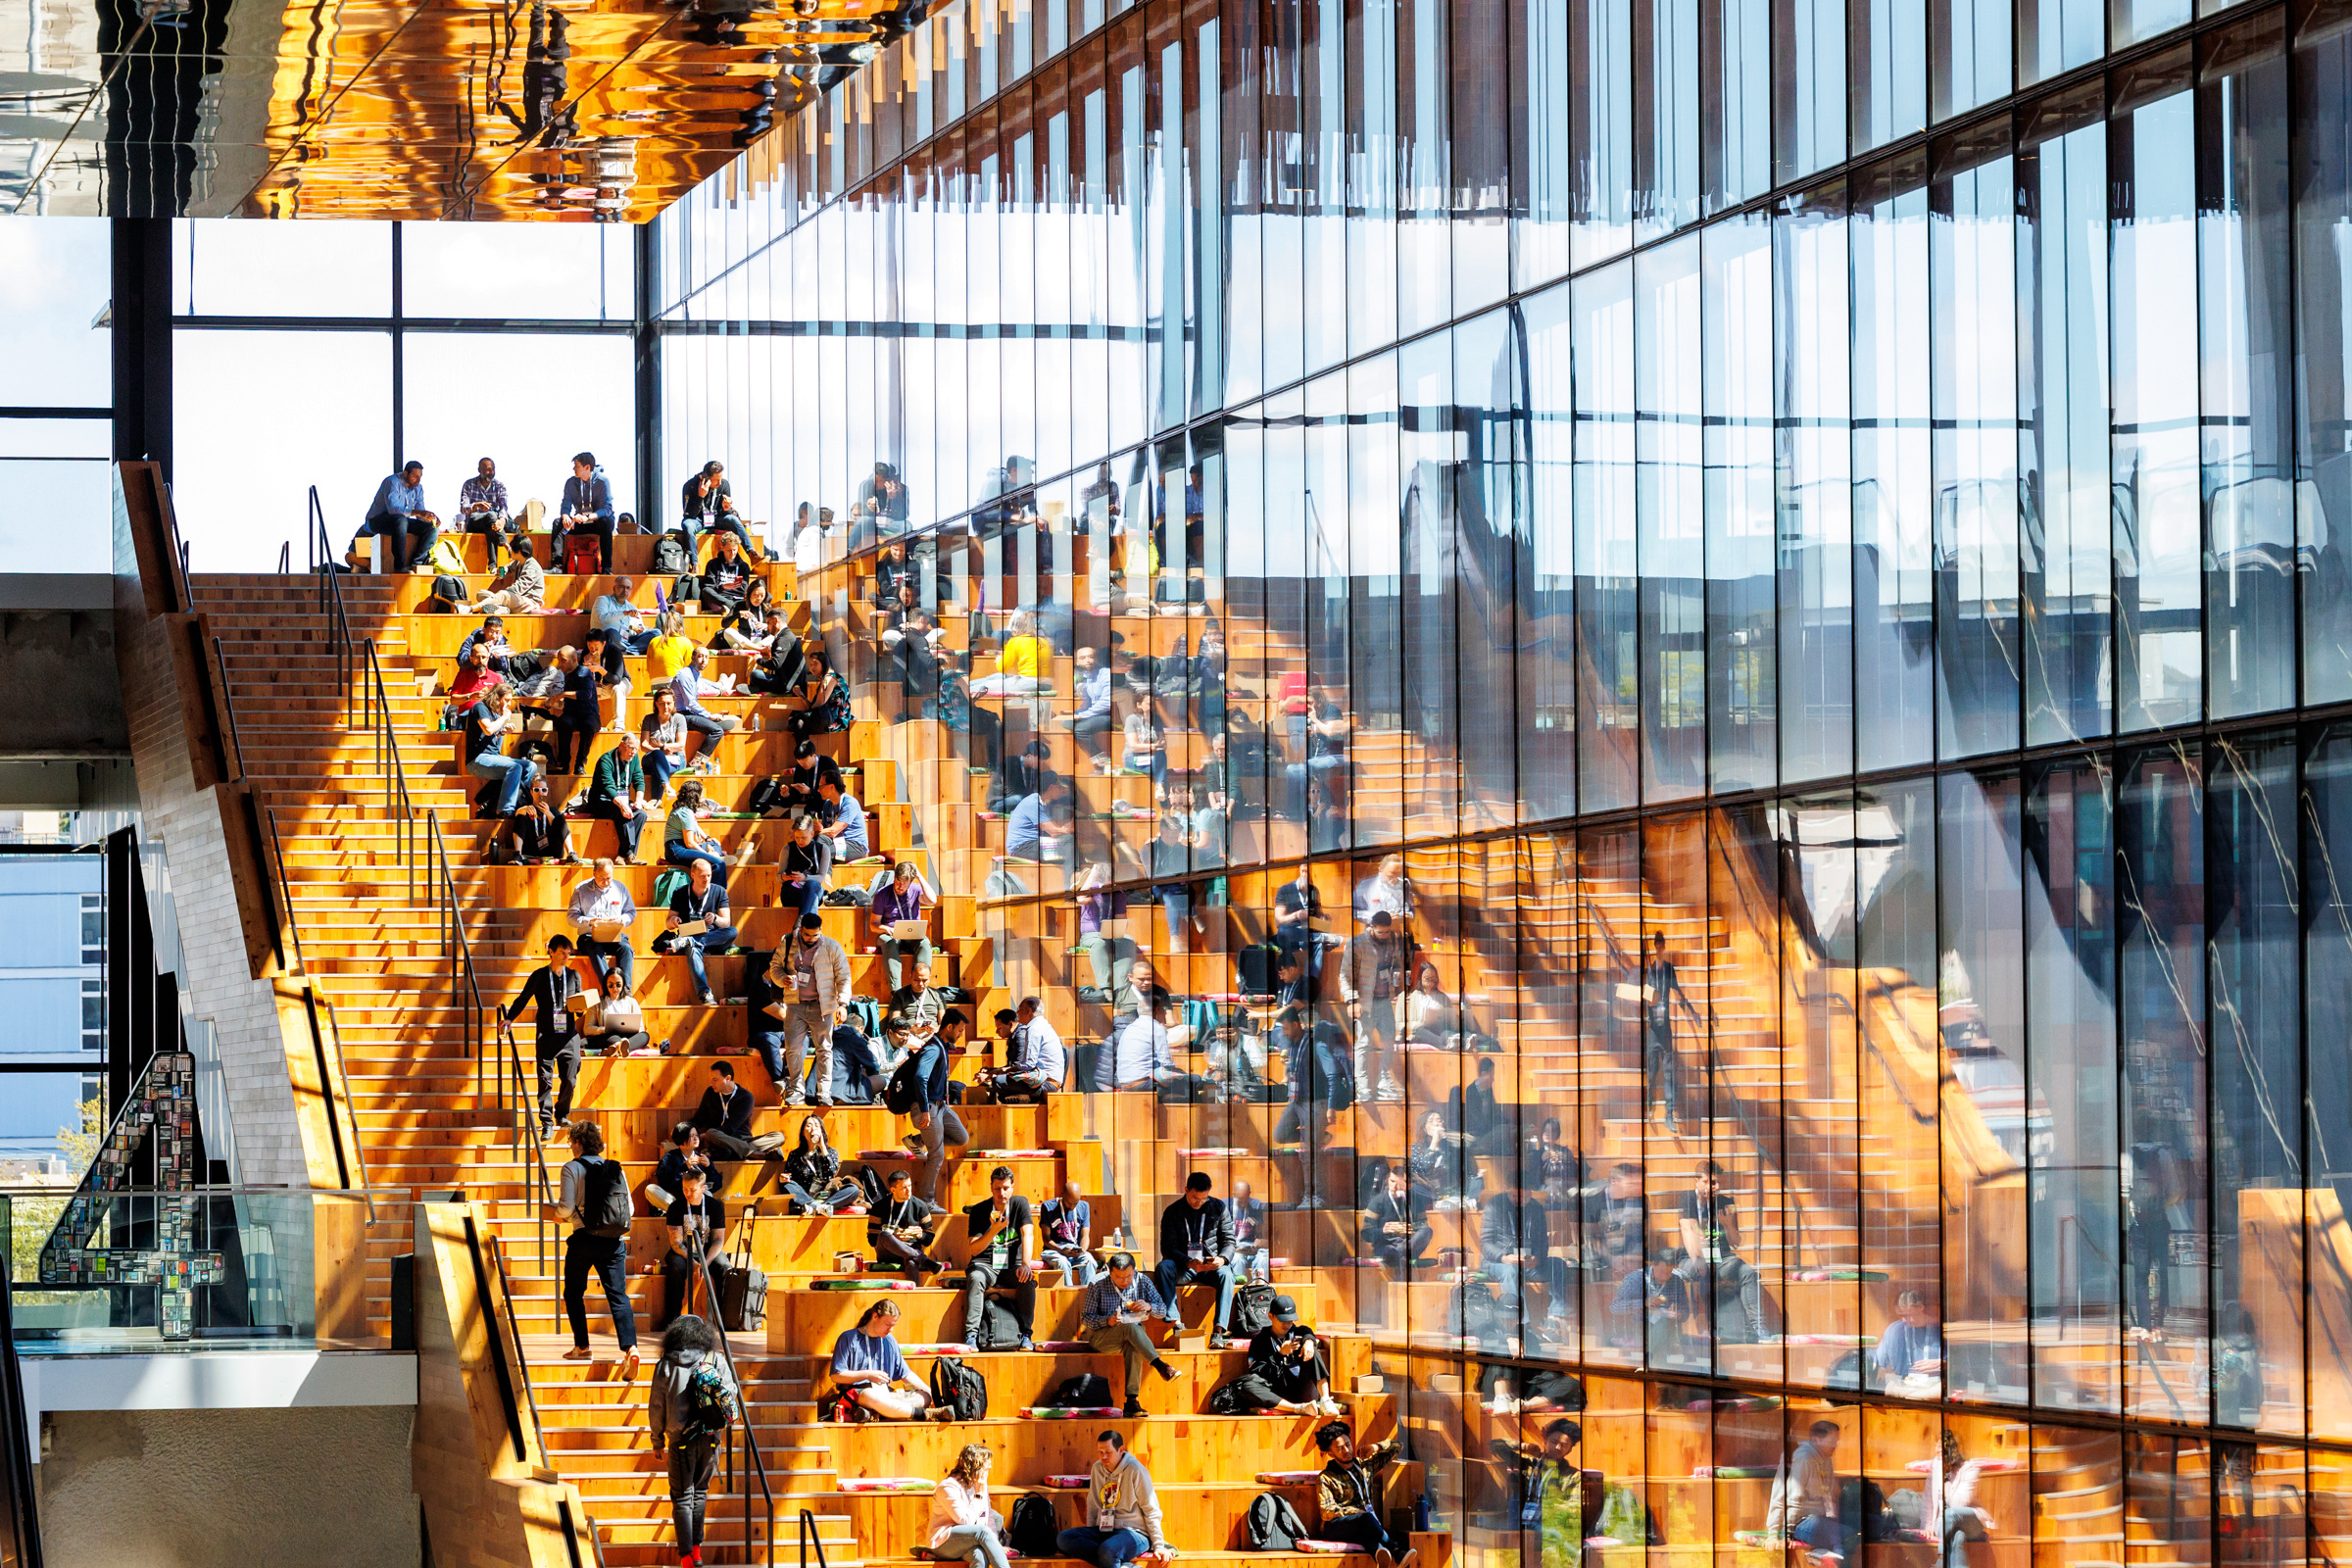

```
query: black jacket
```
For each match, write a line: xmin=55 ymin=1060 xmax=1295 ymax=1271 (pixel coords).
xmin=1481 ymin=1192 xmax=1550 ymax=1266
xmin=1158 ymin=1195 xmax=1235 ymax=1268
xmin=693 ymin=1083 xmax=756 ymax=1140
xmin=505 ymin=807 xmax=567 ymax=861
xmin=1362 ymin=1188 xmax=1425 ymax=1248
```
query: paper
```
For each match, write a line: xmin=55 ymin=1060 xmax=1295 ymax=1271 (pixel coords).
xmin=589 ymin=918 xmax=626 ymax=943
xmin=677 ymin=919 xmax=709 ymax=937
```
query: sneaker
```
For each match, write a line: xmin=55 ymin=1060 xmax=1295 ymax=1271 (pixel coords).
xmin=1152 ymin=1358 xmax=1181 ymax=1382
xmin=1376 ymin=1076 xmax=1405 ymax=1102
xmin=697 ymin=988 xmax=715 ymax=1006
xmin=1075 ymin=986 xmax=1109 ymax=1004
xmin=808 ymin=1097 xmax=835 ymax=1109
xmin=1207 ymin=1332 xmax=1229 ymax=1350
xmin=1019 ymin=1336 xmax=1036 ymax=1351
xmin=1318 ymin=1396 xmax=1344 ymax=1416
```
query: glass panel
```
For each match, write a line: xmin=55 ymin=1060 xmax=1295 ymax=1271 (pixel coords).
xmin=2296 ymin=5 xmax=2352 ymax=706
xmin=2019 ymin=84 xmax=2113 ymax=748
xmin=0 ymin=218 xmax=111 ymax=408
xmin=1513 ymin=0 xmax=1578 ymax=288
xmin=1573 ymin=260 xmax=1639 ymax=811
xmin=0 ymin=460 xmax=111 ymax=574
xmin=1635 ymin=234 xmax=1706 ymax=800
xmin=1702 ymin=0 xmax=1772 ymax=212
xmin=2198 ymin=16 xmax=2294 ymax=720
xmin=1852 ymin=0 xmax=1927 ymax=152
xmin=2117 ymin=743 xmax=2210 ymax=1425
xmin=2025 ymin=758 xmax=2120 ymax=1414
xmin=1775 ymin=178 xmax=1853 ymax=785
xmin=2303 ymin=721 xmax=2352 ymax=1443
xmin=177 ymin=220 xmax=393 ymax=318
xmin=1520 ymin=282 xmax=1578 ymax=823
xmin=1703 ymin=212 xmax=1776 ymax=794
xmin=2112 ymin=51 xmax=2202 ymax=732
xmin=1400 ymin=331 xmax=1459 ymax=841
xmin=1937 ymin=766 xmax=2029 ymax=1404
xmin=399 ymin=222 xmax=631 ymax=319
xmin=1850 ymin=150 xmax=1936 ymax=771
xmin=173 ymin=328 xmax=393 ymax=573
xmin=1773 ymin=0 xmax=1847 ymax=183
xmin=1454 ymin=309 xmax=1521 ymax=823
xmin=1574 ymin=0 xmax=1635 ymax=266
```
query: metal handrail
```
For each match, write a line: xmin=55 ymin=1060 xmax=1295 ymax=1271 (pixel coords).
xmin=213 ymin=634 xmax=248 ymax=780
xmin=798 ymin=1509 xmax=827 ymax=1568
xmin=429 ymin=807 xmax=551 ymax=1272
xmin=356 ymin=639 xmax=420 ymax=882
xmin=307 ymin=485 xmax=355 ymax=725
xmin=487 ymin=1235 xmax=555 ymax=1465
xmin=699 ymin=1245 xmax=776 ymax=1568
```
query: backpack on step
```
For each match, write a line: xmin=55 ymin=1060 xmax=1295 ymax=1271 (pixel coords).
xmin=1230 ymin=1282 xmax=1277 ymax=1339
xmin=1052 ymin=1373 xmax=1113 ymax=1408
xmin=580 ymin=1155 xmax=633 ymax=1238
xmin=564 ymin=533 xmax=604 ymax=575
xmin=653 ymin=532 xmax=694 ymax=575
xmin=653 ymin=866 xmax=691 ymax=910
xmin=927 ymin=1355 xmax=988 ymax=1421
xmin=1007 ymin=1494 xmax=1060 ymax=1559
xmin=1246 ymin=1493 xmax=1309 ymax=1550
xmin=972 ymin=1296 xmax=1025 ymax=1350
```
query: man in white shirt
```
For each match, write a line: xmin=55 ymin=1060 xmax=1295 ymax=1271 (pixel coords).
xmin=568 ymin=858 xmax=640 ymax=991
xmin=980 ymin=996 xmax=1065 ymax=1102
xmin=1100 ymin=987 xmax=1180 ymax=1093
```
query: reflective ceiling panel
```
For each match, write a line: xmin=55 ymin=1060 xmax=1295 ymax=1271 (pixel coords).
xmin=0 ymin=0 xmax=906 ymax=218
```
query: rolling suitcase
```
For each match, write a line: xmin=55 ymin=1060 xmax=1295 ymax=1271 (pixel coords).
xmin=718 ymin=1261 xmax=768 ymax=1333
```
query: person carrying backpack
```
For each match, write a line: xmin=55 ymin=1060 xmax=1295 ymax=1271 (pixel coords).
xmin=649 ymin=1313 xmax=738 ymax=1567
xmin=927 ymin=1445 xmax=1012 ymax=1568
xmin=553 ymin=1118 xmax=640 ymax=1377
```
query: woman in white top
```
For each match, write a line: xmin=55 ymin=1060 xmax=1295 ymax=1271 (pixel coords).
xmin=925 ymin=1445 xmax=1009 ymax=1568
xmin=584 ymin=964 xmax=651 ymax=1055
xmin=1923 ymin=1429 xmax=1995 ymax=1568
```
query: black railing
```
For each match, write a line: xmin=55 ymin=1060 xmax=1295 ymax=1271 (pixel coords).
xmin=797 ymin=1509 xmax=826 ymax=1568
xmin=0 ymin=1252 xmax=43 ymax=1568
xmin=307 ymin=484 xmax=355 ymax=723
xmin=356 ymin=639 xmax=423 ymax=880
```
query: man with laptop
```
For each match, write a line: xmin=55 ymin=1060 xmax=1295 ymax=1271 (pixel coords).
xmin=867 ymin=858 xmax=935 ymax=991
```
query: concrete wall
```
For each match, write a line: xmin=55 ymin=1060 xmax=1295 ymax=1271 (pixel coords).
xmin=38 ymin=1405 xmax=418 ymax=1568
xmin=0 ymin=609 xmax=126 ymax=759
xmin=112 ymin=479 xmax=308 ymax=1187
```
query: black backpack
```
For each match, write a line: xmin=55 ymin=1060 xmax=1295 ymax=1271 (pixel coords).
xmin=429 ymin=573 xmax=467 ymax=609
xmin=504 ymin=649 xmax=546 ymax=683
xmin=1053 ymin=1373 xmax=1113 ymax=1408
xmin=928 ymin=1355 xmax=987 ymax=1421
xmin=1246 ymin=1493 xmax=1308 ymax=1550
xmin=653 ymin=532 xmax=693 ymax=575
xmin=1008 ymin=1494 xmax=1060 ymax=1559
xmin=673 ymin=572 xmax=702 ymax=603
xmin=1230 ymin=1283 xmax=1276 ymax=1338
xmin=883 ymin=1053 xmax=926 ymax=1115
xmin=746 ymin=776 xmax=785 ymax=815
xmin=972 ymin=1296 xmax=1025 ymax=1350
xmin=579 ymin=1156 xmax=633 ymax=1238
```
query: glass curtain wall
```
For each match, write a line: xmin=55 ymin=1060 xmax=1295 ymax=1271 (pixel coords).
xmin=647 ymin=0 xmax=2352 ymax=1549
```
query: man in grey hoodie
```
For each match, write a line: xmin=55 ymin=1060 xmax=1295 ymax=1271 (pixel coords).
xmin=649 ymin=1313 xmax=739 ymax=1567
xmin=1055 ymin=1430 xmax=1173 ymax=1568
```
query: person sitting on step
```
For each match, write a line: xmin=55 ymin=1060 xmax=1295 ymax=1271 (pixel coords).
xmin=1314 ymin=1422 xmax=1421 ymax=1568
xmin=828 ymin=1298 xmax=932 ymax=1420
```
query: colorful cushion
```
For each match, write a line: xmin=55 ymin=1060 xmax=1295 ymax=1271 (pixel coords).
xmin=1023 ymin=1406 xmax=1127 ymax=1418
xmin=1295 ymin=1541 xmax=1370 ymax=1553
xmin=837 ymin=1478 xmax=937 ymax=1494
xmin=1043 ymin=1475 xmax=1090 ymax=1489
xmin=901 ymin=1343 xmax=977 ymax=1355
xmin=1254 ymin=1471 xmax=1321 ymax=1485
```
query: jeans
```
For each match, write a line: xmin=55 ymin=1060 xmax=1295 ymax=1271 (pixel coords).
xmin=784 ymin=1178 xmax=859 ymax=1213
xmin=785 ymin=874 xmax=826 ymax=920
xmin=692 ymin=515 xmax=760 ymax=560
xmin=1351 ymin=1006 xmax=1397 ymax=1097
xmin=674 ymin=924 xmax=738 ymax=999
xmin=682 ymin=710 xmax=735 ymax=744
xmin=1082 ymin=932 xmax=1136 ymax=993
xmin=1055 ymin=1528 xmax=1150 ymax=1568
xmin=589 ymin=799 xmax=649 ymax=858
xmin=1488 ymin=1256 xmax=1575 ymax=1327
xmin=915 ymin=1105 xmax=968 ymax=1202
xmin=668 ymin=1436 xmax=720 ymax=1553
xmin=1153 ymin=1256 xmax=1240 ymax=1335
xmin=578 ymin=937 xmax=634 ymax=992
xmin=1040 ymin=1247 xmax=1101 ymax=1286
xmin=1645 ymin=1018 xmax=1682 ymax=1120
xmin=783 ymin=1001 xmax=833 ymax=1104
xmin=931 ymin=1526 xmax=1012 ymax=1568
xmin=873 ymin=1231 xmax=940 ymax=1278
xmin=468 ymin=752 xmax=538 ymax=816
xmin=665 ymin=843 xmax=731 ymax=889
xmin=587 ymin=1029 xmax=650 ymax=1055
xmin=642 ymin=749 xmax=683 ymax=797
xmin=1155 ymin=886 xmax=1192 ymax=951
xmin=879 ymin=935 xmax=934 ymax=990
xmin=535 ymin=1034 xmax=583 ymax=1127
xmin=563 ymin=1229 xmax=637 ymax=1350
xmin=963 ymin=1260 xmax=1036 ymax=1343
xmin=1790 ymin=1514 xmax=1843 ymax=1556
xmin=1675 ymin=1253 xmax=1769 ymax=1342
xmin=1368 ymin=1227 xmax=1435 ymax=1270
